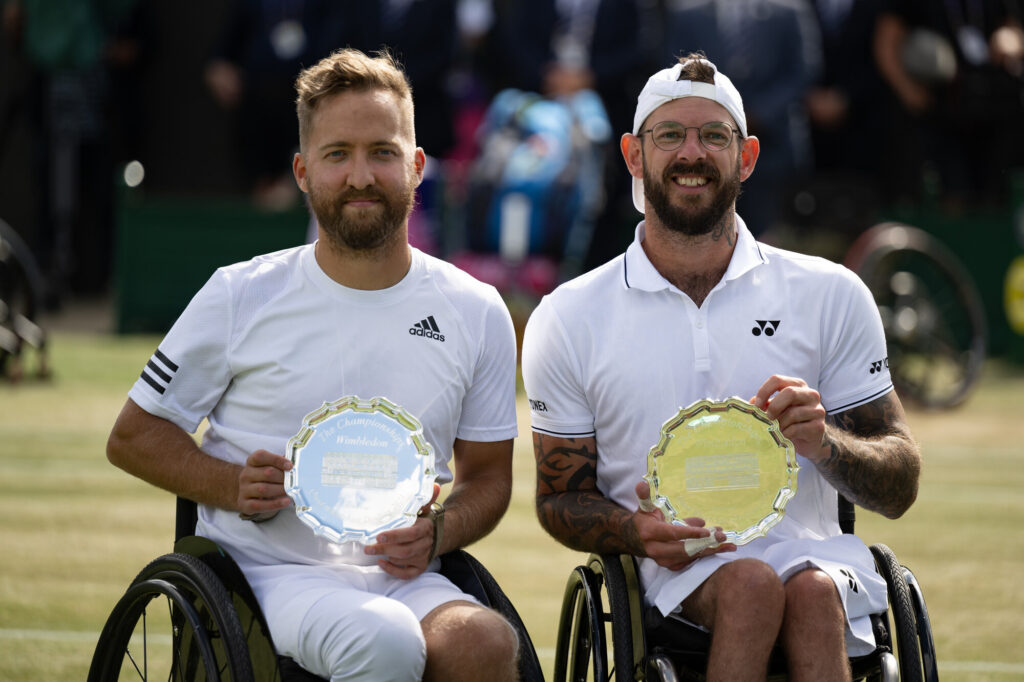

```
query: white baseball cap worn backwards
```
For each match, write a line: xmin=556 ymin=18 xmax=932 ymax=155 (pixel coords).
xmin=630 ymin=58 xmax=747 ymax=212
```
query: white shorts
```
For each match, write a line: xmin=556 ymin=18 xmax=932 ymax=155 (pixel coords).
xmin=241 ymin=559 xmax=482 ymax=681
xmin=642 ymin=534 xmax=889 ymax=657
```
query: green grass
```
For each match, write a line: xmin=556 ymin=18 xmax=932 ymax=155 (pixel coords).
xmin=2 ymin=332 xmax=1023 ymax=680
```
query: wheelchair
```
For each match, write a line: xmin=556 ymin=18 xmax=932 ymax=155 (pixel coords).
xmin=553 ymin=497 xmax=938 ymax=682
xmin=89 ymin=497 xmax=545 ymax=681
xmin=0 ymin=217 xmax=48 ymax=381
xmin=844 ymin=222 xmax=987 ymax=410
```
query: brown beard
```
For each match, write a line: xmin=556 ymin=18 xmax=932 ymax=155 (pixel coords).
xmin=642 ymin=155 xmax=741 ymax=237
xmin=309 ymin=177 xmax=416 ymax=252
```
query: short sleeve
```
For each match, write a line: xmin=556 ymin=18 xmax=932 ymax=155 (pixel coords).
xmin=521 ymin=296 xmax=596 ymax=437
xmin=818 ymin=269 xmax=894 ymax=414
xmin=455 ymin=291 xmax=519 ymax=442
xmin=128 ymin=271 xmax=234 ymax=433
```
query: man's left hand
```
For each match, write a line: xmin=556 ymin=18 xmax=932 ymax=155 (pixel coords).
xmin=751 ymin=375 xmax=828 ymax=463
xmin=364 ymin=483 xmax=440 ymax=579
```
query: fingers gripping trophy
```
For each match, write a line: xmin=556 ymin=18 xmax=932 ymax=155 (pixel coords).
xmin=641 ymin=398 xmax=800 ymax=556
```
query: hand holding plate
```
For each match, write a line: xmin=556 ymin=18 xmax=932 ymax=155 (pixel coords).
xmin=238 ymin=449 xmax=294 ymax=521
xmin=634 ymin=481 xmax=733 ymax=568
xmin=751 ymin=375 xmax=827 ymax=463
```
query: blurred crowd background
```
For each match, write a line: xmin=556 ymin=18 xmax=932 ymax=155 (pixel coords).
xmin=1 ymin=0 xmax=1023 ymax=354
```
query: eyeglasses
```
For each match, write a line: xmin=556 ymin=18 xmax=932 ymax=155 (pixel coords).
xmin=639 ymin=121 xmax=741 ymax=152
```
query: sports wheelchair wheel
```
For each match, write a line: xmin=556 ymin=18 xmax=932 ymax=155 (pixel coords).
xmin=0 ymin=218 xmax=48 ymax=380
xmin=88 ymin=552 xmax=254 ymax=682
xmin=905 ymin=569 xmax=939 ymax=682
xmin=870 ymin=544 xmax=938 ymax=682
xmin=845 ymin=222 xmax=986 ymax=409
xmin=554 ymin=554 xmax=644 ymax=682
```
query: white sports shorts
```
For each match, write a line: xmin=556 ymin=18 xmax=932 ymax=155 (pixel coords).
xmin=645 ymin=534 xmax=889 ymax=657
xmin=242 ymin=560 xmax=482 ymax=681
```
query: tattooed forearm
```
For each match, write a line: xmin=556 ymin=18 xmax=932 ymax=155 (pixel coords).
xmin=538 ymin=490 xmax=642 ymax=554
xmin=818 ymin=394 xmax=921 ymax=519
xmin=533 ymin=432 xmax=641 ymax=554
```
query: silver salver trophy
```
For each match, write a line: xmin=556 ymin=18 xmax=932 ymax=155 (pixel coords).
xmin=283 ymin=396 xmax=437 ymax=545
xmin=643 ymin=398 xmax=799 ymax=556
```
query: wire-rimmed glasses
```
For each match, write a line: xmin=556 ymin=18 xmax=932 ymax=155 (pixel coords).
xmin=639 ymin=121 xmax=741 ymax=152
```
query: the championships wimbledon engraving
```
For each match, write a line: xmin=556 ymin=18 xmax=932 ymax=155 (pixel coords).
xmin=284 ymin=396 xmax=437 ymax=545
xmin=321 ymin=452 xmax=398 ymax=488
xmin=643 ymin=397 xmax=799 ymax=554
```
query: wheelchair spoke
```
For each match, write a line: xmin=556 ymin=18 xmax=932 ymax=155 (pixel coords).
xmin=123 ymin=608 xmax=148 ymax=680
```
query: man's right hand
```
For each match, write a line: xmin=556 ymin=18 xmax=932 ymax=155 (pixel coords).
xmin=238 ymin=450 xmax=293 ymax=521
xmin=633 ymin=481 xmax=735 ymax=571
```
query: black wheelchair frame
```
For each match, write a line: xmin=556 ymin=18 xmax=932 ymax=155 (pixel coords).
xmin=0 ymin=217 xmax=48 ymax=381
xmin=89 ymin=498 xmax=545 ymax=681
xmin=553 ymin=497 xmax=938 ymax=682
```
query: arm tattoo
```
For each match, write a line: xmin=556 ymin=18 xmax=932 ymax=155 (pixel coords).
xmin=533 ymin=432 xmax=641 ymax=554
xmin=818 ymin=392 xmax=921 ymax=518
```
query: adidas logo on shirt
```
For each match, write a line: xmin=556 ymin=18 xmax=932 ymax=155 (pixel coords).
xmin=409 ymin=315 xmax=445 ymax=342
xmin=140 ymin=349 xmax=178 ymax=394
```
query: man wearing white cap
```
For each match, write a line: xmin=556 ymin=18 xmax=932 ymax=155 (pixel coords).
xmin=521 ymin=54 xmax=921 ymax=680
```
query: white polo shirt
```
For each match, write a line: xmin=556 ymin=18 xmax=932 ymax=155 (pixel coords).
xmin=130 ymin=243 xmax=518 ymax=569
xmin=522 ymin=218 xmax=894 ymax=652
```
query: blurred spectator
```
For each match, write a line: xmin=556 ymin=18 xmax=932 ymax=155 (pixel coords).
xmin=335 ymin=0 xmax=459 ymax=161
xmin=440 ymin=0 xmax=502 ymax=173
xmin=1 ymin=0 xmax=146 ymax=301
xmin=874 ymin=0 xmax=1024 ymax=208
xmin=204 ymin=0 xmax=346 ymax=211
xmin=659 ymin=0 xmax=823 ymax=237
xmin=786 ymin=0 xmax=890 ymax=243
xmin=806 ymin=0 xmax=888 ymax=177
xmin=493 ymin=0 xmax=654 ymax=271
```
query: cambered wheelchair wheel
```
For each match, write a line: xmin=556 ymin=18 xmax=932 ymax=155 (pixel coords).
xmin=554 ymin=554 xmax=644 ymax=682
xmin=905 ymin=569 xmax=939 ymax=682
xmin=88 ymin=552 xmax=254 ymax=682
xmin=0 ymin=218 xmax=48 ymax=381
xmin=845 ymin=222 xmax=986 ymax=409
xmin=870 ymin=544 xmax=937 ymax=682
xmin=440 ymin=550 xmax=547 ymax=682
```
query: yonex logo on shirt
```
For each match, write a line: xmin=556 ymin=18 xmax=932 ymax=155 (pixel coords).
xmin=409 ymin=315 xmax=445 ymax=342
xmin=869 ymin=358 xmax=889 ymax=374
xmin=839 ymin=568 xmax=860 ymax=593
xmin=752 ymin=320 xmax=780 ymax=337
xmin=140 ymin=349 xmax=178 ymax=394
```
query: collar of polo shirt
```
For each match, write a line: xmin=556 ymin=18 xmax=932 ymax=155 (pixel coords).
xmin=623 ymin=218 xmax=767 ymax=293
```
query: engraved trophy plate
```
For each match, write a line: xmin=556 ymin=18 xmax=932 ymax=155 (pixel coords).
xmin=644 ymin=398 xmax=799 ymax=548
xmin=284 ymin=396 xmax=437 ymax=545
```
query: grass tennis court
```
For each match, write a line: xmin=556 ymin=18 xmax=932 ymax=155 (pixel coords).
xmin=1 ymin=329 xmax=1023 ymax=680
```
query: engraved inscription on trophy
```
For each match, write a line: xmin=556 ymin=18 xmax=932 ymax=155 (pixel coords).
xmin=685 ymin=453 xmax=760 ymax=491
xmin=284 ymin=396 xmax=436 ymax=545
xmin=644 ymin=398 xmax=799 ymax=553
xmin=322 ymin=452 xmax=398 ymax=488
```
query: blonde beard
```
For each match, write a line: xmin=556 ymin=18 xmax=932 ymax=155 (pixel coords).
xmin=308 ymin=182 xmax=416 ymax=255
